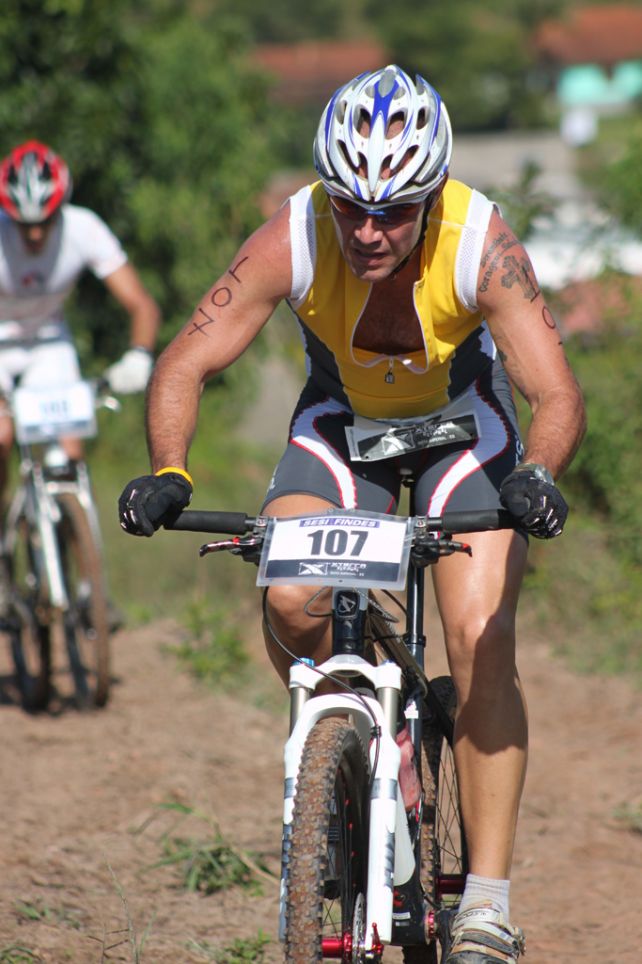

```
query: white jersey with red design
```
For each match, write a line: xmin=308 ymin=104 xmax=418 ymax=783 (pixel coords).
xmin=0 ymin=204 xmax=127 ymax=344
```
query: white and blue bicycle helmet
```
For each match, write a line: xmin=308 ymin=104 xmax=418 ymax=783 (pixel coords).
xmin=314 ymin=64 xmax=452 ymax=205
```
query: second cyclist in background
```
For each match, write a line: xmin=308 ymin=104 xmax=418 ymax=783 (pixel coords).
xmin=0 ymin=139 xmax=160 ymax=502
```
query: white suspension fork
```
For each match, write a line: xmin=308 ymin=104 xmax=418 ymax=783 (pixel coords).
xmin=279 ymin=657 xmax=415 ymax=950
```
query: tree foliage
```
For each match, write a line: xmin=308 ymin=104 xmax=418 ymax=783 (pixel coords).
xmin=0 ymin=0 xmax=276 ymax=365
xmin=211 ymin=0 xmax=348 ymax=44
xmin=594 ymin=128 xmax=642 ymax=234
xmin=362 ymin=0 xmax=567 ymax=130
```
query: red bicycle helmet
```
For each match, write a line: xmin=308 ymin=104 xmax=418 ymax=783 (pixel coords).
xmin=0 ymin=140 xmax=72 ymax=223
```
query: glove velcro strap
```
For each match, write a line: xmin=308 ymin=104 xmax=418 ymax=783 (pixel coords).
xmin=155 ymin=466 xmax=194 ymax=488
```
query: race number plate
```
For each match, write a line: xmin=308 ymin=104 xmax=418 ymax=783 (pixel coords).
xmin=13 ymin=381 xmax=97 ymax=444
xmin=257 ymin=510 xmax=413 ymax=588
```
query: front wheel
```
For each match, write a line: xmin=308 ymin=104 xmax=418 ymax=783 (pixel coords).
xmin=56 ymin=493 xmax=110 ymax=708
xmin=285 ymin=717 xmax=370 ymax=962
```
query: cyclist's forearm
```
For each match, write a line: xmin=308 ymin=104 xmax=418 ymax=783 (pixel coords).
xmin=129 ymin=296 xmax=160 ymax=352
xmin=144 ymin=356 xmax=201 ymax=473
xmin=521 ymin=385 xmax=586 ymax=479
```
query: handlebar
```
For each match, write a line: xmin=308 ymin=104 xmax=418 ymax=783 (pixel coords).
xmin=167 ymin=510 xmax=253 ymax=534
xmin=164 ymin=507 xmax=516 ymax=536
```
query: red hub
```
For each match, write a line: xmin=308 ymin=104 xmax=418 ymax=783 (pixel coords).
xmin=321 ymin=923 xmax=383 ymax=961
xmin=321 ymin=934 xmax=352 ymax=958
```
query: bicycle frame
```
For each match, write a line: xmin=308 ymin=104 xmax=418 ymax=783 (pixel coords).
xmin=4 ymin=442 xmax=102 ymax=612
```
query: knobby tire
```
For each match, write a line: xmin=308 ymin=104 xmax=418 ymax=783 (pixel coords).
xmin=285 ymin=717 xmax=369 ymax=963
xmin=56 ymin=493 xmax=110 ymax=708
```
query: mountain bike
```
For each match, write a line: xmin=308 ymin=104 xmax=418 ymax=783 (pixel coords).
xmin=166 ymin=482 xmax=514 ymax=961
xmin=1 ymin=378 xmax=119 ymax=711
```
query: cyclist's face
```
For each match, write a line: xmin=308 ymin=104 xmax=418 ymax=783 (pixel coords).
xmin=328 ymin=115 xmax=425 ymax=281
xmin=330 ymin=200 xmax=425 ymax=282
xmin=17 ymin=215 xmax=57 ymax=255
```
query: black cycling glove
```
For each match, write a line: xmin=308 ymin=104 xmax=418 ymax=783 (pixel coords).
xmin=499 ymin=463 xmax=568 ymax=539
xmin=118 ymin=472 xmax=192 ymax=537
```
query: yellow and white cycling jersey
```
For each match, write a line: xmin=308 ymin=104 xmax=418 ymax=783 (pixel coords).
xmin=287 ymin=179 xmax=497 ymax=419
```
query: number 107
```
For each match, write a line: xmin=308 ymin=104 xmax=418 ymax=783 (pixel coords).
xmin=306 ymin=529 xmax=368 ymax=557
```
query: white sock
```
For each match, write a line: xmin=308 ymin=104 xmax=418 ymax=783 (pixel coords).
xmin=459 ymin=873 xmax=511 ymax=919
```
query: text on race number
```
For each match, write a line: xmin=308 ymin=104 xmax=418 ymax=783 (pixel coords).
xmin=257 ymin=512 xmax=413 ymax=589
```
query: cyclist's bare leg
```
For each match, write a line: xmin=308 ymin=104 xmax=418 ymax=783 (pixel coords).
xmin=431 ymin=527 xmax=528 ymax=881
xmin=0 ymin=409 xmax=13 ymax=608
xmin=261 ymin=493 xmax=336 ymax=686
xmin=0 ymin=407 xmax=13 ymax=508
xmin=60 ymin=436 xmax=83 ymax=462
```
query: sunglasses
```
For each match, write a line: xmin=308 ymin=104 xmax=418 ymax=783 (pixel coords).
xmin=17 ymin=213 xmax=58 ymax=230
xmin=327 ymin=192 xmax=424 ymax=226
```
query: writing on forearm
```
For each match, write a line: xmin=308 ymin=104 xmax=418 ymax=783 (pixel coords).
xmin=187 ymin=256 xmax=250 ymax=337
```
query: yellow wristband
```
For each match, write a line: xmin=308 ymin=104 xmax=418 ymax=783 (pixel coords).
xmin=155 ymin=466 xmax=194 ymax=487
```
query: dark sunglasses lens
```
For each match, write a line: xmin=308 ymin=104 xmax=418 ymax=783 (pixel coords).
xmin=329 ymin=196 xmax=363 ymax=219
xmin=329 ymin=195 xmax=420 ymax=224
xmin=375 ymin=204 xmax=418 ymax=225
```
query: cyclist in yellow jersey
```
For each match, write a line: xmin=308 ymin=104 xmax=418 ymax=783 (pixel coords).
xmin=119 ymin=66 xmax=586 ymax=963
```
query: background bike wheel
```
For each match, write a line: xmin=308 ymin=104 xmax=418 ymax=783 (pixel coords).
xmin=285 ymin=717 xmax=370 ymax=963
xmin=404 ymin=675 xmax=467 ymax=963
xmin=4 ymin=523 xmax=51 ymax=712
xmin=7 ymin=595 xmax=50 ymax=711
xmin=56 ymin=493 xmax=110 ymax=708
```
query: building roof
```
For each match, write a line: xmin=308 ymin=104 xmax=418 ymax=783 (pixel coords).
xmin=534 ymin=5 xmax=642 ymax=67
xmin=253 ymin=40 xmax=388 ymax=105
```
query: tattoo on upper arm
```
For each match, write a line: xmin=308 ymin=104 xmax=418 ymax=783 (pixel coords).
xmin=479 ymin=233 xmax=542 ymax=304
xmin=187 ymin=256 xmax=250 ymax=337
xmin=479 ymin=232 xmax=518 ymax=293
xmin=499 ymin=255 xmax=540 ymax=301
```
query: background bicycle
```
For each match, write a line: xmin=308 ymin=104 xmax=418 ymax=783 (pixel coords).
xmin=1 ymin=377 xmax=120 ymax=711
xmin=166 ymin=494 xmax=513 ymax=962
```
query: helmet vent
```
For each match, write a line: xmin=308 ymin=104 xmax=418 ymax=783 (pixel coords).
xmin=387 ymin=111 xmax=406 ymax=137
xmin=378 ymin=67 xmax=397 ymax=97
xmin=356 ymin=108 xmax=371 ymax=133
xmin=338 ymin=140 xmax=361 ymax=175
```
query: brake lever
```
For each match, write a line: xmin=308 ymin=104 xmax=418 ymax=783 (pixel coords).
xmin=199 ymin=535 xmax=263 ymax=560
xmin=438 ymin=538 xmax=472 ymax=557
xmin=411 ymin=536 xmax=472 ymax=566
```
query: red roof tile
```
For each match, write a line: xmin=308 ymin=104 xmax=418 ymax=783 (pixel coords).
xmin=534 ymin=5 xmax=642 ymax=66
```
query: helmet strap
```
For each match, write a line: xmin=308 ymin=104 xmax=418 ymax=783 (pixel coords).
xmin=389 ymin=176 xmax=448 ymax=279
xmin=389 ymin=204 xmax=429 ymax=278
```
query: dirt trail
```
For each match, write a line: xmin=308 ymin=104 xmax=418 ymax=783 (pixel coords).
xmin=0 ymin=608 xmax=640 ymax=963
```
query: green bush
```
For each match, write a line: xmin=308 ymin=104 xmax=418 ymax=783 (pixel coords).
xmin=518 ymin=296 xmax=642 ymax=680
